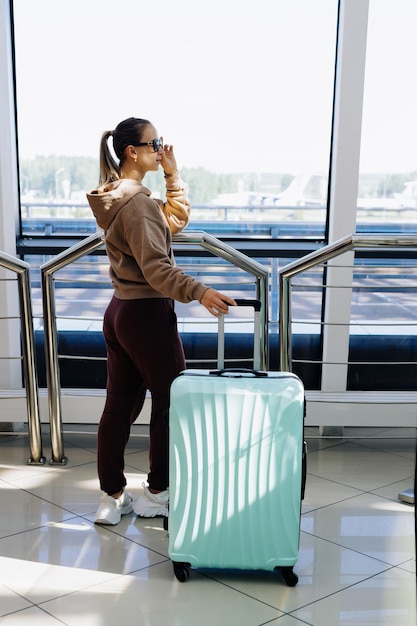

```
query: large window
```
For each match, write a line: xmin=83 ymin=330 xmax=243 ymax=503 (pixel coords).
xmin=13 ymin=0 xmax=337 ymax=239
xmin=357 ymin=0 xmax=417 ymax=233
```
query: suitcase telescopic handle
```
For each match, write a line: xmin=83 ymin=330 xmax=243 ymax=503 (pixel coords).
xmin=217 ymin=298 xmax=262 ymax=371
xmin=209 ymin=368 xmax=268 ymax=377
xmin=233 ymin=298 xmax=261 ymax=312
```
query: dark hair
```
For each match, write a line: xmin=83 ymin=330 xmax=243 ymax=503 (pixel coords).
xmin=98 ymin=117 xmax=151 ymax=185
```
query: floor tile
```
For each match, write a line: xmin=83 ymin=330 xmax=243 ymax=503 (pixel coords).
xmin=355 ymin=436 xmax=416 ymax=460
xmin=301 ymin=473 xmax=362 ymax=514
xmin=372 ymin=477 xmax=415 ymax=502
xmin=269 ymin=616 xmax=314 ymax=625
xmin=0 ymin=605 xmax=65 ymax=624
xmin=82 ymin=510 xmax=170 ymax=558
xmin=39 ymin=560 xmax=283 ymax=626
xmin=290 ymin=567 xmax=416 ymax=626
xmin=61 ymin=427 xmax=149 ymax=454
xmin=0 ymin=581 xmax=32 ymax=618
xmin=398 ymin=559 xmax=416 ymax=574
xmin=0 ymin=516 xmax=168 ymax=578
xmin=304 ymin=438 xmax=344 ymax=454
xmin=0 ymin=556 xmax=118 ymax=605
xmin=6 ymin=453 xmax=149 ymax=516
xmin=48 ymin=442 xmax=98 ymax=466
xmin=0 ymin=482 xmax=75 ymax=538
xmin=301 ymin=492 xmax=415 ymax=566
xmin=124 ymin=448 xmax=151 ymax=473
xmin=306 ymin=442 xmax=413 ymax=491
xmin=0 ymin=451 xmax=49 ymax=483
xmin=5 ymin=463 xmax=100 ymax=516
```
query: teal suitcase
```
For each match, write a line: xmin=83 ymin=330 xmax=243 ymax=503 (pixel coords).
xmin=168 ymin=368 xmax=305 ymax=586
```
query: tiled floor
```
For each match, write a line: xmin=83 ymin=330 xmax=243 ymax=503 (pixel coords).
xmin=0 ymin=424 xmax=415 ymax=625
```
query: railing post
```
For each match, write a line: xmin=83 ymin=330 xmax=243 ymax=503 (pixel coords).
xmin=41 ymin=266 xmax=67 ymax=465
xmin=17 ymin=266 xmax=46 ymax=464
xmin=0 ymin=251 xmax=45 ymax=464
xmin=279 ymin=274 xmax=291 ymax=372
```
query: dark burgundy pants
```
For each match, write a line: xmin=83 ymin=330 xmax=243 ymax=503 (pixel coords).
xmin=97 ymin=296 xmax=186 ymax=494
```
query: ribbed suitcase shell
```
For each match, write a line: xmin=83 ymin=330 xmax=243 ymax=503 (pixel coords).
xmin=168 ymin=370 xmax=304 ymax=571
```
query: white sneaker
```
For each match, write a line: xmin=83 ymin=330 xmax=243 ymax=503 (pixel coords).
xmin=134 ymin=483 xmax=169 ymax=518
xmin=94 ymin=490 xmax=133 ymax=525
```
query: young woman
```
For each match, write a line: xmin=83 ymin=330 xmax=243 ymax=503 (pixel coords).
xmin=87 ymin=117 xmax=235 ymax=525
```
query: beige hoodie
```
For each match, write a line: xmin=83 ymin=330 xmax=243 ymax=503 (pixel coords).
xmin=86 ymin=174 xmax=208 ymax=303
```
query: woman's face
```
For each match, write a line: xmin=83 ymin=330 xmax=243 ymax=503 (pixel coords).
xmin=135 ymin=124 xmax=164 ymax=174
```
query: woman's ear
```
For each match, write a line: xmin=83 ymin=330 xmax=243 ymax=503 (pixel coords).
xmin=126 ymin=145 xmax=138 ymax=163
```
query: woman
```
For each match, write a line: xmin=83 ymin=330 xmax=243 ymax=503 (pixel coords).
xmin=87 ymin=117 xmax=235 ymax=525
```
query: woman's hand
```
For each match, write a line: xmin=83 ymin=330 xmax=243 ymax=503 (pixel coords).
xmin=161 ymin=144 xmax=178 ymax=177
xmin=200 ymin=289 xmax=237 ymax=317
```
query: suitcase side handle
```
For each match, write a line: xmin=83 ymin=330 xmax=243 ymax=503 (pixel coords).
xmin=209 ymin=367 xmax=268 ymax=378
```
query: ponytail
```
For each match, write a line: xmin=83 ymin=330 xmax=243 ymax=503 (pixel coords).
xmin=99 ymin=130 xmax=119 ymax=185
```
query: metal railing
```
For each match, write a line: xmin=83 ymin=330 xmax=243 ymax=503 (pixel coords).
xmin=279 ymin=233 xmax=417 ymax=503
xmin=41 ymin=231 xmax=269 ymax=464
xmin=0 ymin=251 xmax=45 ymax=464
xmin=279 ymin=233 xmax=417 ymax=372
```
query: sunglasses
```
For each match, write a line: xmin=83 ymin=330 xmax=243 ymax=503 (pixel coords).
xmin=136 ymin=137 xmax=164 ymax=152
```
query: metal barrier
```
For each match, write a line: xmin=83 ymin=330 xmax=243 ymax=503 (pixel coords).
xmin=41 ymin=231 xmax=269 ymax=464
xmin=279 ymin=233 xmax=417 ymax=504
xmin=0 ymin=251 xmax=45 ymax=464
xmin=279 ymin=233 xmax=417 ymax=371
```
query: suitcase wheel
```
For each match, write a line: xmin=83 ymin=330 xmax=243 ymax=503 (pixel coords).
xmin=279 ymin=566 xmax=298 ymax=587
xmin=173 ymin=562 xmax=190 ymax=583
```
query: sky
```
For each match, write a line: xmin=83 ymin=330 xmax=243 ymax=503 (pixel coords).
xmin=12 ymin=0 xmax=417 ymax=175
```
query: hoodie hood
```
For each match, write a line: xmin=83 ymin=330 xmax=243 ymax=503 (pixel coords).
xmin=86 ymin=179 xmax=151 ymax=230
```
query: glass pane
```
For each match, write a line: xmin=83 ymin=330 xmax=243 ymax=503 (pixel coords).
xmin=14 ymin=0 xmax=337 ymax=239
xmin=358 ymin=0 xmax=417 ymax=233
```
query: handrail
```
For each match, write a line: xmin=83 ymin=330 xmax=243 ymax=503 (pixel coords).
xmin=279 ymin=233 xmax=417 ymax=371
xmin=174 ymin=231 xmax=269 ymax=370
xmin=0 ymin=251 xmax=45 ymax=464
xmin=41 ymin=231 xmax=269 ymax=464
xmin=41 ymin=233 xmax=104 ymax=464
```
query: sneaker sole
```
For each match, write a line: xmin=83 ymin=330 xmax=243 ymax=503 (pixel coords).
xmin=94 ymin=502 xmax=133 ymax=525
xmin=134 ymin=502 xmax=168 ymax=518
xmin=135 ymin=510 xmax=168 ymax=518
xmin=94 ymin=517 xmax=120 ymax=525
